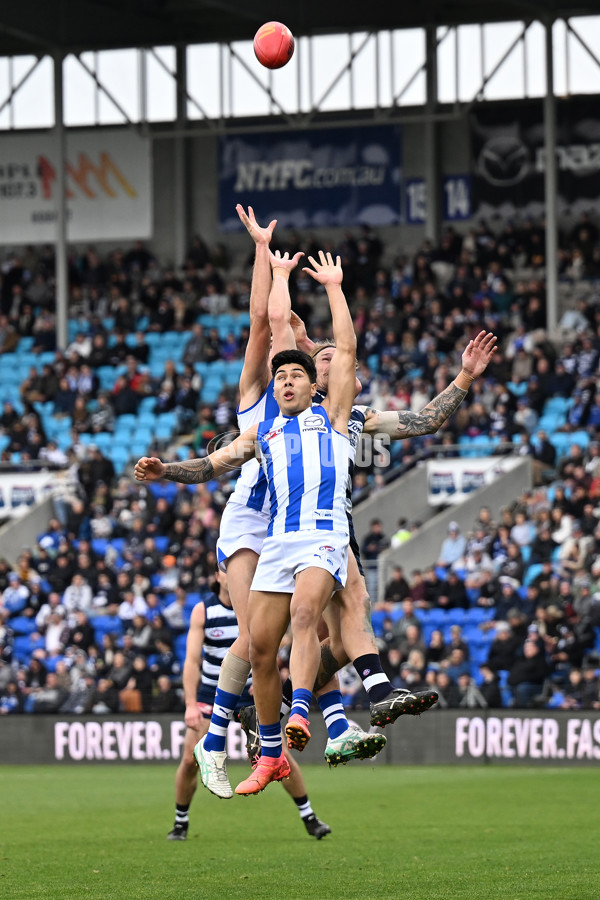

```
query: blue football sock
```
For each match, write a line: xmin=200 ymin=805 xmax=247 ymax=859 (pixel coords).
xmin=317 ymin=690 xmax=349 ymax=739
xmin=259 ymin=722 xmax=283 ymax=759
xmin=203 ymin=688 xmax=239 ymax=752
xmin=289 ymin=687 xmax=312 ymax=720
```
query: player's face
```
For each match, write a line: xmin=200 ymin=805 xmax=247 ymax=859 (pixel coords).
xmin=315 ymin=348 xmax=335 ymax=390
xmin=273 ymin=364 xmax=315 ymax=415
xmin=315 ymin=347 xmax=362 ymax=397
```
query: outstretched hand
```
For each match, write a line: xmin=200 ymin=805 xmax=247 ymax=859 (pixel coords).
xmin=290 ymin=310 xmax=307 ymax=340
xmin=134 ymin=456 xmax=166 ymax=482
xmin=302 ymin=251 xmax=343 ymax=286
xmin=236 ymin=204 xmax=276 ymax=245
xmin=269 ymin=249 xmax=305 ymax=273
xmin=461 ymin=331 xmax=498 ymax=380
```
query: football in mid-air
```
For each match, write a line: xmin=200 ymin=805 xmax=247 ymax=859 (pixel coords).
xmin=253 ymin=21 xmax=295 ymax=69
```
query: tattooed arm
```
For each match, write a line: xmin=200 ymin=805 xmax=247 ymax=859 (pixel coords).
xmin=362 ymin=331 xmax=497 ymax=439
xmin=134 ymin=425 xmax=259 ymax=484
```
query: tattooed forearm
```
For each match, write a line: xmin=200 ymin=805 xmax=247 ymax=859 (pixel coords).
xmin=163 ymin=458 xmax=215 ymax=484
xmin=395 ymin=383 xmax=468 ymax=437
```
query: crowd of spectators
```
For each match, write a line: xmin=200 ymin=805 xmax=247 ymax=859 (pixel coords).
xmin=1 ymin=209 xmax=600 ymax=714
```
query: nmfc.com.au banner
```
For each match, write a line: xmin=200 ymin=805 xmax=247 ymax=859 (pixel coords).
xmin=219 ymin=124 xmax=402 ymax=231
xmin=0 ymin=128 xmax=152 ymax=243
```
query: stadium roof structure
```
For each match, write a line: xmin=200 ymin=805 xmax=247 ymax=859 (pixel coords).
xmin=0 ymin=0 xmax=598 ymax=56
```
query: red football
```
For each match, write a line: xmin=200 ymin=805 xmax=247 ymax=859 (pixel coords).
xmin=253 ymin=21 xmax=295 ymax=70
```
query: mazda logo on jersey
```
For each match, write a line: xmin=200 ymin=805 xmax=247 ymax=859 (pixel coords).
xmin=305 ymin=414 xmax=325 ymax=427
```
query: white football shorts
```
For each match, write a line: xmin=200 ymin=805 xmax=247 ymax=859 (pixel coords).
xmin=250 ymin=529 xmax=349 ymax=594
xmin=216 ymin=499 xmax=270 ymax=570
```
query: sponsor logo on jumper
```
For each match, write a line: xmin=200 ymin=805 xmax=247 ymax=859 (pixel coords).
xmin=319 ymin=545 xmax=335 ymax=552
xmin=266 ymin=427 xmax=283 ymax=441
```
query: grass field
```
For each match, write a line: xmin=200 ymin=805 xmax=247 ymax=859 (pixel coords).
xmin=2 ymin=763 xmax=599 ymax=900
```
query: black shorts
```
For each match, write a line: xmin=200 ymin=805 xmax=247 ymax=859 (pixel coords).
xmin=348 ymin=513 xmax=364 ymax=577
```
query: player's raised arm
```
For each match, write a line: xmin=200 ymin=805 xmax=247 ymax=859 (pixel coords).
xmin=267 ymin=249 xmax=304 ymax=354
xmin=134 ymin=425 xmax=259 ymax=485
xmin=361 ymin=331 xmax=498 ymax=439
xmin=182 ymin=603 xmax=205 ymax=731
xmin=303 ymin=252 xmax=356 ymax=432
xmin=236 ymin=205 xmax=276 ymax=405
xmin=289 ymin=310 xmax=316 ymax=355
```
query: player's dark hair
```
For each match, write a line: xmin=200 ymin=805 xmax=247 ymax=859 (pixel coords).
xmin=271 ymin=349 xmax=317 ymax=383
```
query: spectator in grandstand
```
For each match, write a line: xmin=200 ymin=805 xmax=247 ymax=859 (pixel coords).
xmin=162 ymin=588 xmax=188 ymax=634
xmin=62 ymin=574 xmax=93 ymax=620
xmin=477 ymin=665 xmax=502 ymax=708
xmin=67 ymin=610 xmax=96 ymax=654
xmin=89 ymin=393 xmax=115 ymax=434
xmin=436 ymin=521 xmax=467 ymax=569
xmin=361 ymin=519 xmax=390 ymax=561
xmin=441 ymin=647 xmax=470 ymax=682
xmin=128 ymin=614 xmax=153 ymax=656
xmin=508 ymin=638 xmax=549 ymax=708
xmin=425 ymin=630 xmax=447 ymax=666
xmin=495 ymin=542 xmax=525 ymax=585
xmin=378 ymin=566 xmax=410 ymax=609
xmin=43 ymin=609 xmax=70 ymax=655
xmin=174 ymin=375 xmax=200 ymax=434
xmin=121 ymin=655 xmax=153 ymax=712
xmin=118 ymin=591 xmax=149 ymax=624
xmin=179 ymin=324 xmax=206 ymax=369
xmin=437 ymin=570 xmax=469 ymax=610
xmin=398 ymin=624 xmax=426 ymax=662
xmin=26 ymin=671 xmax=70 ymax=713
xmin=1 ymin=572 xmax=30 ymax=617
xmin=152 ymin=674 xmax=179 ymax=712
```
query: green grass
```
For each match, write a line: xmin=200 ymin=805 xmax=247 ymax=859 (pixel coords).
xmin=2 ymin=764 xmax=599 ymax=899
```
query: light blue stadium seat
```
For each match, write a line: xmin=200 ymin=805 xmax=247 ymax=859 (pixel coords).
xmin=110 ymin=450 xmax=131 ymax=475
xmin=9 ymin=616 xmax=38 ymax=636
xmin=464 ymin=608 xmax=494 ymax=624
xmin=207 ymin=360 xmax=228 ymax=377
xmin=93 ymin=432 xmax=113 ymax=449
xmin=201 ymin=387 xmax=221 ymax=404
xmin=91 ymin=538 xmax=108 ymax=557
xmin=446 ymin=608 xmax=466 ymax=626
xmin=56 ymin=432 xmax=73 ymax=453
xmin=134 ymin=426 xmax=154 ymax=445
xmin=154 ymin=424 xmax=175 ymax=442
xmin=96 ymin=366 xmax=118 ymax=390
xmin=17 ymin=336 xmax=35 ymax=352
xmin=544 ymin=396 xmax=573 ymax=416
xmin=136 ymin=411 xmax=158 ymax=429
xmin=139 ymin=396 xmax=156 ymax=413
xmin=520 ymin=544 xmax=532 ymax=563
xmin=157 ymin=411 xmax=177 ymax=428
xmin=115 ymin=413 xmax=138 ymax=429
xmin=465 ymin=587 xmax=481 ymax=606
xmin=367 ymin=353 xmax=380 ymax=374
xmin=427 ymin=609 xmax=447 ymax=627
xmin=538 ymin=414 xmax=562 ymax=432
